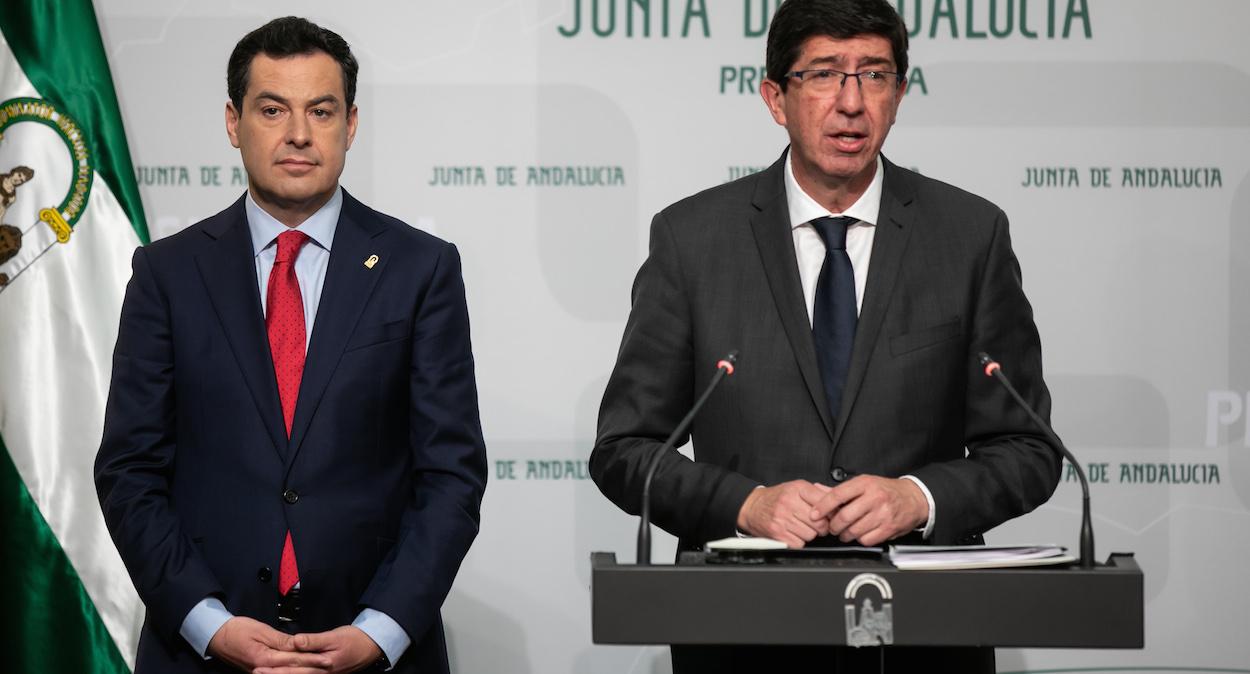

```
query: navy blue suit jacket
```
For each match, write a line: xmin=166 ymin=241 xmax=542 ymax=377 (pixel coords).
xmin=96 ymin=191 xmax=487 ymax=673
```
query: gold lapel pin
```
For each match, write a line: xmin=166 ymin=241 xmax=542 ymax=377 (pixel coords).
xmin=364 ymin=254 xmax=379 ymax=269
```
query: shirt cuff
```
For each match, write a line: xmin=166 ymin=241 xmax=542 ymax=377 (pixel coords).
xmin=180 ymin=597 xmax=233 ymax=659
xmin=900 ymin=474 xmax=936 ymax=539
xmin=353 ymin=608 xmax=411 ymax=670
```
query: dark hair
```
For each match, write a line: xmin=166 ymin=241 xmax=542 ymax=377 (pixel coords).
xmin=766 ymin=0 xmax=909 ymax=91
xmin=227 ymin=17 xmax=358 ymax=111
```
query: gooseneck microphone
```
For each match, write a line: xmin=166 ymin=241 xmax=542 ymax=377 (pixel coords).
xmin=636 ymin=352 xmax=738 ymax=565
xmin=978 ymin=352 xmax=1095 ymax=568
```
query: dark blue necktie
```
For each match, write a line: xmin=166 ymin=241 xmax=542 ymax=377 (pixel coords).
xmin=811 ymin=216 xmax=858 ymax=423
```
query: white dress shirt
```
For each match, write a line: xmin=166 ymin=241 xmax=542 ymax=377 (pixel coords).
xmin=783 ymin=154 xmax=937 ymax=539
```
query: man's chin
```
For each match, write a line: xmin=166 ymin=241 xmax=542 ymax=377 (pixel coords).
xmin=252 ymin=183 xmax=336 ymax=213
xmin=814 ymin=159 xmax=872 ymax=184
xmin=267 ymin=181 xmax=332 ymax=200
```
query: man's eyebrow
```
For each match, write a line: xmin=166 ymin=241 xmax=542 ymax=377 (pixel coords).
xmin=856 ymin=56 xmax=896 ymax=69
xmin=251 ymin=92 xmax=342 ymax=108
xmin=803 ymin=55 xmax=895 ymax=69
xmin=252 ymin=91 xmax=290 ymax=106
xmin=800 ymin=55 xmax=842 ymax=69
xmin=307 ymin=95 xmax=341 ymax=108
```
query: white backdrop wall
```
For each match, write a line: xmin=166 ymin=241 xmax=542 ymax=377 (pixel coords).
xmin=93 ymin=1 xmax=1250 ymax=672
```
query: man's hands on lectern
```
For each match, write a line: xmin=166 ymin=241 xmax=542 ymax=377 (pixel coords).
xmin=809 ymin=475 xmax=929 ymax=547
xmin=737 ymin=475 xmax=930 ymax=548
xmin=207 ymin=617 xmax=331 ymax=672
xmin=736 ymin=480 xmax=833 ymax=547
xmin=252 ymin=626 xmax=383 ymax=674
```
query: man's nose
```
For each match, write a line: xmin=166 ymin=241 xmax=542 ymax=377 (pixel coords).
xmin=834 ymin=75 xmax=866 ymax=114
xmin=285 ymin=113 xmax=312 ymax=147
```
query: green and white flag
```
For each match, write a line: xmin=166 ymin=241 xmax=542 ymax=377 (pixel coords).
xmin=0 ymin=1 xmax=148 ymax=670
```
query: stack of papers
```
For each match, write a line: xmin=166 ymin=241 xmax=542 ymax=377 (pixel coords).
xmin=705 ymin=537 xmax=788 ymax=551
xmin=888 ymin=544 xmax=1076 ymax=570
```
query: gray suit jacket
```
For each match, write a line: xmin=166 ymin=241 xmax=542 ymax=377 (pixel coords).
xmin=591 ymin=151 xmax=1060 ymax=549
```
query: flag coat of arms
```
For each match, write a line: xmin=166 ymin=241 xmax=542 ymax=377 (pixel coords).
xmin=1 ymin=1 xmax=148 ymax=670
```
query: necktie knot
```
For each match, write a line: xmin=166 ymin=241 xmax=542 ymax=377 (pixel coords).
xmin=274 ymin=230 xmax=310 ymax=264
xmin=811 ymin=216 xmax=856 ymax=251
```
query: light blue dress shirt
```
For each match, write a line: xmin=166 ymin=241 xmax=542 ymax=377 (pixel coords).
xmin=179 ymin=188 xmax=410 ymax=668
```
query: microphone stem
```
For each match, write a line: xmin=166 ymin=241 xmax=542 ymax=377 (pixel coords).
xmin=988 ymin=368 xmax=1095 ymax=569
xmin=637 ymin=359 xmax=735 ymax=565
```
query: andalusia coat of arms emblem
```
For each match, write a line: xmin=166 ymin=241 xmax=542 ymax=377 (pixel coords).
xmin=0 ymin=97 xmax=92 ymax=290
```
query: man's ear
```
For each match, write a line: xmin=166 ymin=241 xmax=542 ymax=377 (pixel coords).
xmin=345 ymin=104 xmax=358 ymax=150
xmin=225 ymin=101 xmax=242 ymax=149
xmin=760 ymin=78 xmax=788 ymax=128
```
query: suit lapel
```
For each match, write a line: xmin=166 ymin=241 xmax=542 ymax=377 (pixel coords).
xmin=749 ymin=154 xmax=835 ymax=441
xmin=832 ymin=158 xmax=915 ymax=451
xmin=196 ymin=196 xmax=288 ymax=460
xmin=285 ymin=192 xmax=388 ymax=470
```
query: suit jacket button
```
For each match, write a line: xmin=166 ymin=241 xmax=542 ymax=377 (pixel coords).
xmin=283 ymin=489 xmax=299 ymax=504
xmin=258 ymin=567 xmax=272 ymax=583
xmin=830 ymin=467 xmax=848 ymax=482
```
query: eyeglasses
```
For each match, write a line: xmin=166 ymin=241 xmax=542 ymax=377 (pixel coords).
xmin=785 ymin=69 xmax=904 ymax=96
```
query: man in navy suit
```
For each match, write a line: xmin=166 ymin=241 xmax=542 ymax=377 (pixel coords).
xmin=95 ymin=17 xmax=487 ymax=673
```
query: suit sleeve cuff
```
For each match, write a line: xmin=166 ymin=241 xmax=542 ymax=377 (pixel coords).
xmin=900 ymin=475 xmax=936 ymax=539
xmin=180 ymin=597 xmax=233 ymax=659
xmin=354 ymin=608 xmax=411 ymax=670
xmin=735 ymin=485 xmax=766 ymax=537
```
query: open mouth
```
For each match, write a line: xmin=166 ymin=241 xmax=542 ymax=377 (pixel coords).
xmin=828 ymin=132 xmax=867 ymax=153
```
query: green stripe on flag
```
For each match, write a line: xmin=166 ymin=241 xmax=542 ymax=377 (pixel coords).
xmin=0 ymin=435 xmax=131 ymax=673
xmin=0 ymin=0 xmax=149 ymax=243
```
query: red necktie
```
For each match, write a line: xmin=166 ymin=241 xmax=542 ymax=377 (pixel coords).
xmin=267 ymin=229 xmax=309 ymax=596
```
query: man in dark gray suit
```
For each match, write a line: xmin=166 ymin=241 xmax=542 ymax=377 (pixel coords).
xmin=590 ymin=0 xmax=1061 ymax=671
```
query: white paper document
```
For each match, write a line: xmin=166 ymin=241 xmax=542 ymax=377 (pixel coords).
xmin=705 ymin=536 xmax=789 ymax=551
xmin=888 ymin=544 xmax=1076 ymax=570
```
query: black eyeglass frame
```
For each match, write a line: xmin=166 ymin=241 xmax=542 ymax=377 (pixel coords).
xmin=783 ymin=68 xmax=905 ymax=91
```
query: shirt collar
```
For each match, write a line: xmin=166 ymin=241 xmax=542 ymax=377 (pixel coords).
xmin=784 ymin=152 xmax=883 ymax=230
xmin=246 ymin=186 xmax=343 ymax=256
